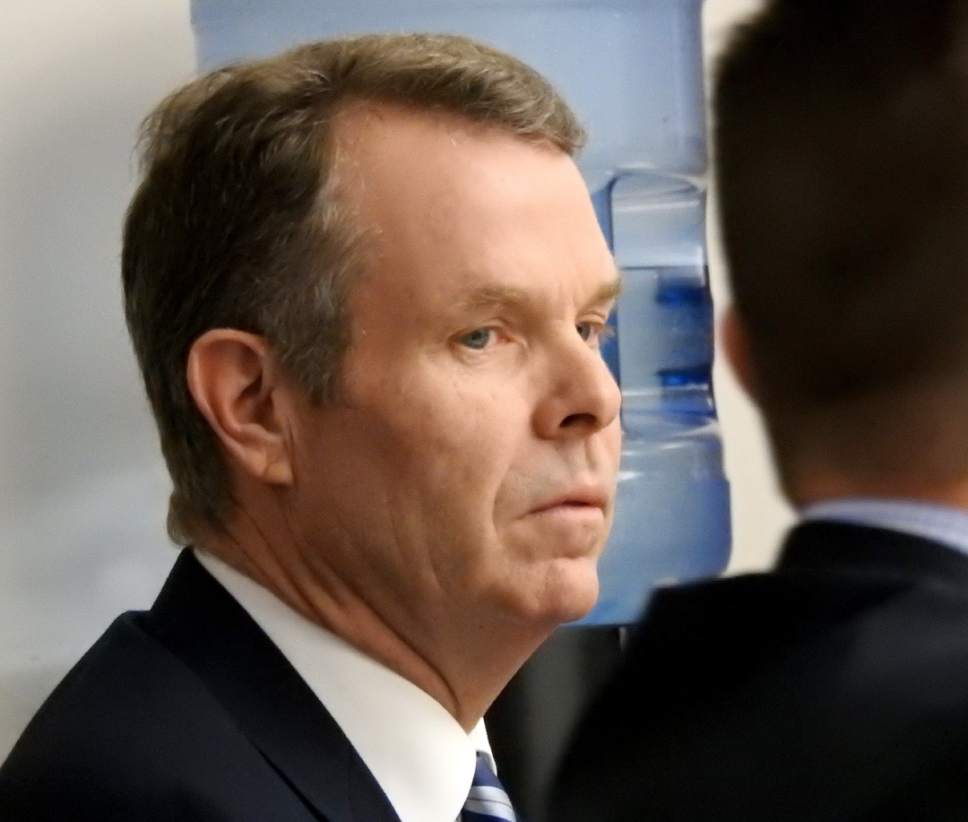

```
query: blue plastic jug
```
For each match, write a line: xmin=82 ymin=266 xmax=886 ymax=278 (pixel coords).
xmin=192 ymin=0 xmax=730 ymax=625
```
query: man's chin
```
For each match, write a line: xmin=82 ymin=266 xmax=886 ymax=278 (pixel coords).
xmin=515 ymin=556 xmax=601 ymax=626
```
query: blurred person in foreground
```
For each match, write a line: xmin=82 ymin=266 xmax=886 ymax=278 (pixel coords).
xmin=0 ymin=33 xmax=622 ymax=822
xmin=552 ymin=1 xmax=968 ymax=819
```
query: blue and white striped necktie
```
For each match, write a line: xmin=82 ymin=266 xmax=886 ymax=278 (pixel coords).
xmin=460 ymin=752 xmax=518 ymax=822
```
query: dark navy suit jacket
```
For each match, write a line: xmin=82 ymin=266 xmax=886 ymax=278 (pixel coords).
xmin=551 ymin=522 xmax=968 ymax=821
xmin=0 ymin=550 xmax=400 ymax=821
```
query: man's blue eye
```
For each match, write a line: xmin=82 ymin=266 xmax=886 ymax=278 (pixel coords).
xmin=577 ymin=321 xmax=614 ymax=344
xmin=459 ymin=328 xmax=493 ymax=350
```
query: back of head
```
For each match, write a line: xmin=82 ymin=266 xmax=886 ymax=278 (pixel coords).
xmin=714 ymin=0 xmax=968 ymax=495
xmin=122 ymin=33 xmax=584 ymax=544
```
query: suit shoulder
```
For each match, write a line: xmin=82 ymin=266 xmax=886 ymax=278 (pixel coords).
xmin=5 ymin=610 xmax=234 ymax=751
xmin=634 ymin=565 xmax=920 ymax=658
xmin=603 ymin=566 xmax=968 ymax=727
xmin=0 ymin=612 xmax=279 ymax=819
xmin=554 ymin=569 xmax=968 ymax=822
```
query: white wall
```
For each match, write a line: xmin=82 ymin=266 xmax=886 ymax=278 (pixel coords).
xmin=704 ymin=0 xmax=796 ymax=573
xmin=0 ymin=0 xmax=789 ymax=760
xmin=0 ymin=0 xmax=195 ymax=758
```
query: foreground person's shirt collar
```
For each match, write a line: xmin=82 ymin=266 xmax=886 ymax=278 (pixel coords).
xmin=801 ymin=497 xmax=968 ymax=557
xmin=195 ymin=549 xmax=493 ymax=822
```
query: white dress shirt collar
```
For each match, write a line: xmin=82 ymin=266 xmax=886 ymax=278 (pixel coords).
xmin=194 ymin=549 xmax=492 ymax=822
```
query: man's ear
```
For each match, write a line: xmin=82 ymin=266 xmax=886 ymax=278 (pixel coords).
xmin=186 ymin=329 xmax=294 ymax=486
xmin=720 ymin=305 xmax=762 ymax=406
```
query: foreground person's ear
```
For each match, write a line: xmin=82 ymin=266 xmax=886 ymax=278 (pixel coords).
xmin=186 ymin=329 xmax=294 ymax=486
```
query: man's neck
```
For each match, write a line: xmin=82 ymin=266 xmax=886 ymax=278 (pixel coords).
xmin=791 ymin=473 xmax=968 ymax=511
xmin=196 ymin=528 xmax=546 ymax=732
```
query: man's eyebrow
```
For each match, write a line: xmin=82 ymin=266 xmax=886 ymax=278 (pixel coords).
xmin=457 ymin=284 xmax=532 ymax=313
xmin=457 ymin=272 xmax=624 ymax=313
xmin=588 ymin=273 xmax=624 ymax=306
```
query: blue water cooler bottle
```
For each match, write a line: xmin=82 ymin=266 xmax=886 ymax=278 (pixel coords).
xmin=191 ymin=1 xmax=729 ymax=814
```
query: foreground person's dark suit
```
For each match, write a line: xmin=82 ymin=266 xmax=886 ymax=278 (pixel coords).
xmin=551 ymin=521 xmax=968 ymax=822
xmin=0 ymin=550 xmax=399 ymax=822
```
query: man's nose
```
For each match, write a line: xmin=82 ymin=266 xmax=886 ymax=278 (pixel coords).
xmin=533 ymin=334 xmax=622 ymax=439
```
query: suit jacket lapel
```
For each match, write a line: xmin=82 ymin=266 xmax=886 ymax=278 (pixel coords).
xmin=145 ymin=550 xmax=400 ymax=822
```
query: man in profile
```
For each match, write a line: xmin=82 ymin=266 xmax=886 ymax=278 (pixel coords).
xmin=0 ymin=34 xmax=621 ymax=821
xmin=553 ymin=1 xmax=968 ymax=819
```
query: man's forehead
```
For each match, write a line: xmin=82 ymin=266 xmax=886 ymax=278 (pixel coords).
xmin=455 ymin=271 xmax=623 ymax=311
xmin=330 ymin=99 xmax=512 ymax=158
xmin=333 ymin=103 xmax=588 ymax=245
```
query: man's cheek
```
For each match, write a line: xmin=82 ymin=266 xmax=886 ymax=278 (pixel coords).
xmin=608 ymin=422 xmax=623 ymax=462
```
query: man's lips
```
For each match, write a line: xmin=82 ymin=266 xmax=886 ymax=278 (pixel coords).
xmin=520 ymin=486 xmax=611 ymax=556
xmin=529 ymin=488 xmax=608 ymax=516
